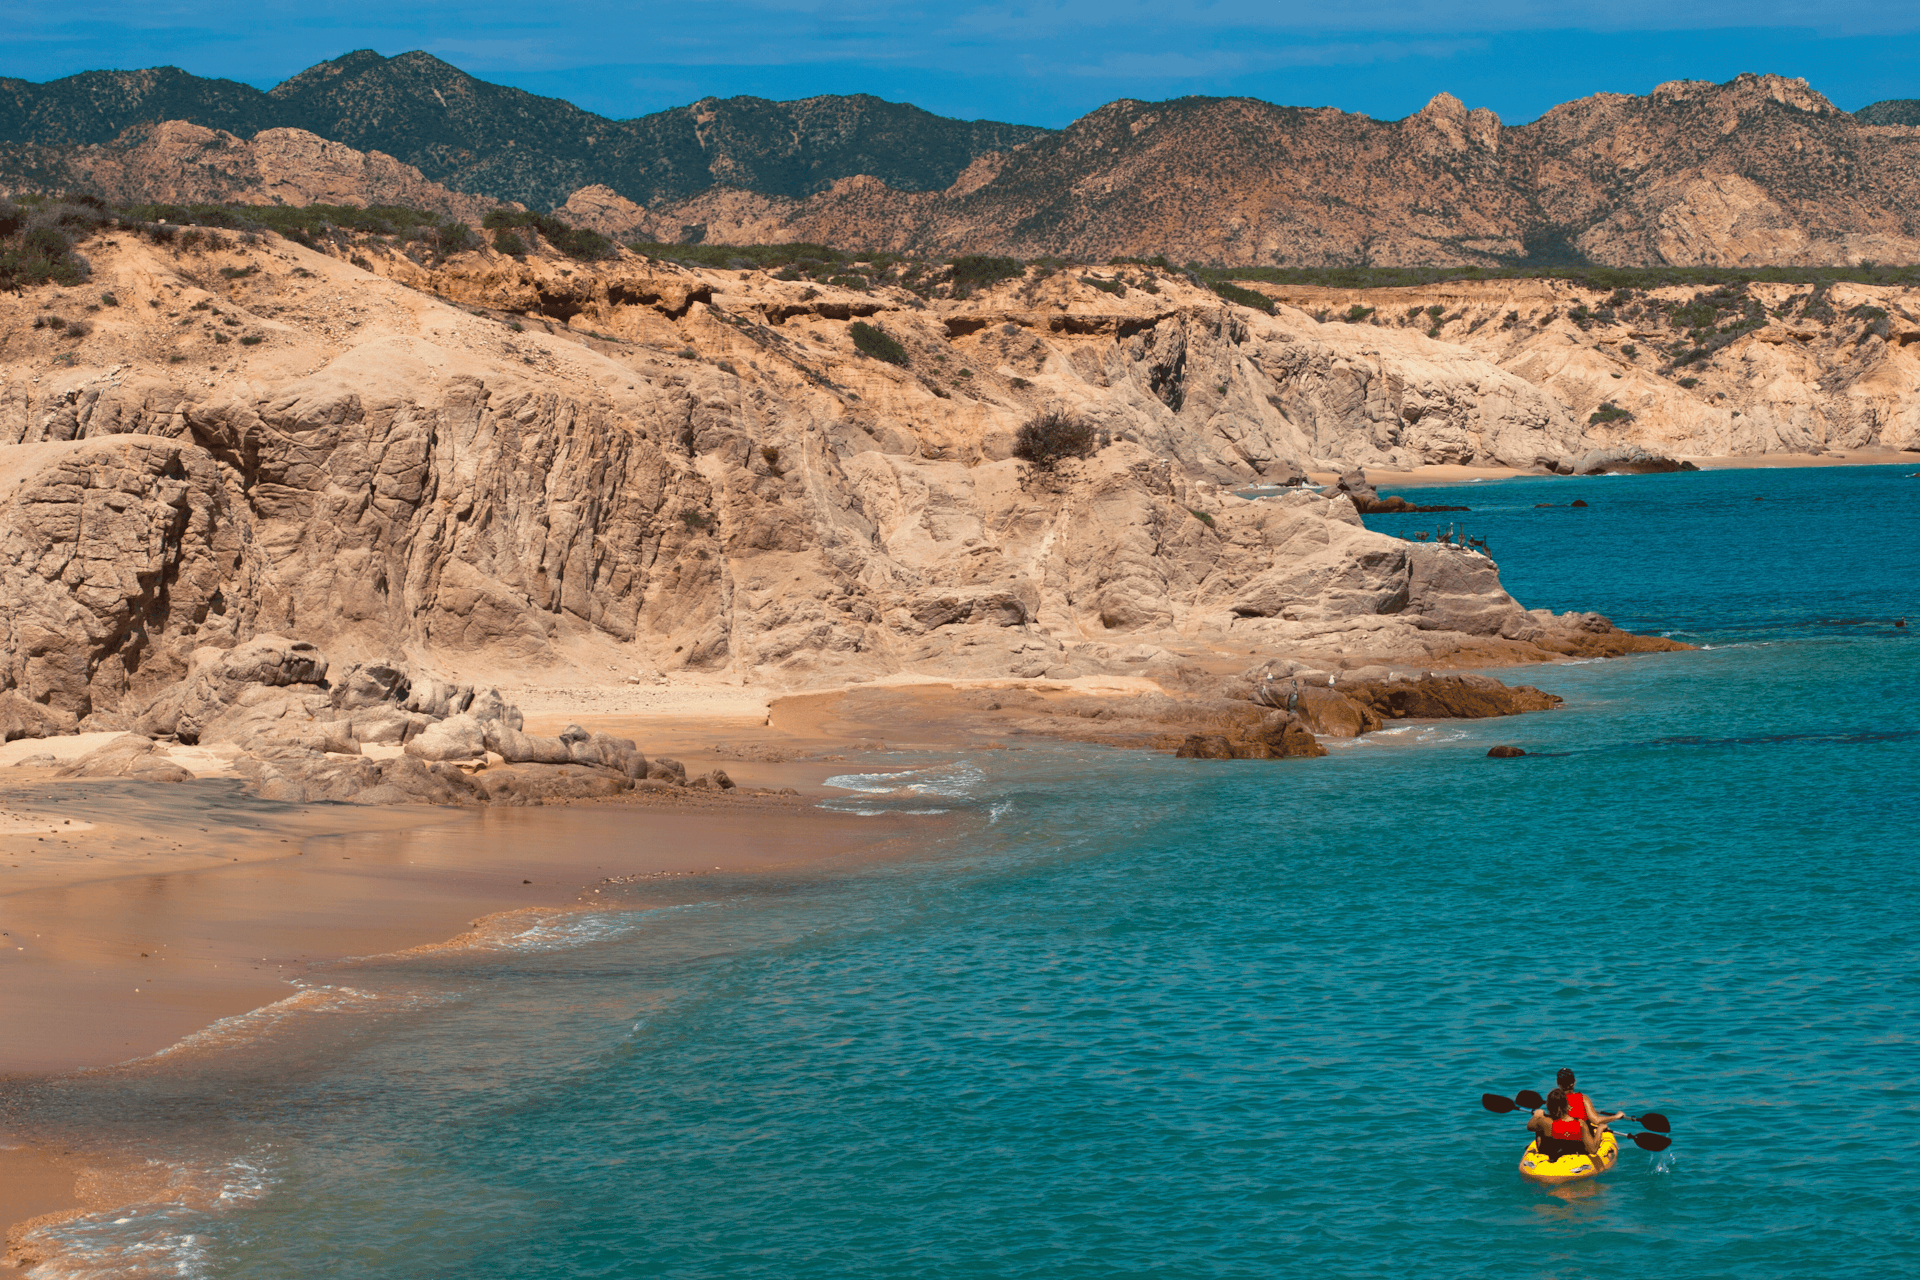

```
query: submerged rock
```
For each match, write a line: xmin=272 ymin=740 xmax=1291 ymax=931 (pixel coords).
xmin=1487 ymin=744 xmax=1527 ymax=758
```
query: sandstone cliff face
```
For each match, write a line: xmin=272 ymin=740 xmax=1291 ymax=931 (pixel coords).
xmin=1241 ymin=277 xmax=1920 ymax=455
xmin=0 ymin=233 xmax=1652 ymax=721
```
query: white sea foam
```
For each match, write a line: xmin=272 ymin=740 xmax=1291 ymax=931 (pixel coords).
xmin=113 ymin=986 xmax=395 ymax=1067
xmin=824 ymin=760 xmax=986 ymax=799
xmin=16 ymin=1151 xmax=274 ymax=1280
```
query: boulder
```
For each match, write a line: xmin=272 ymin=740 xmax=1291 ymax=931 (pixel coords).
xmin=648 ymin=757 xmax=688 ymax=784
xmin=137 ymin=637 xmax=330 ymax=742
xmin=686 ymin=769 xmax=736 ymax=791
xmin=1289 ymin=684 xmax=1382 ymax=738
xmin=1572 ymin=446 xmax=1699 ymax=475
xmin=0 ymin=691 xmax=79 ymax=743
xmin=1175 ymin=733 xmax=1236 ymax=759
xmin=403 ymin=679 xmax=475 ymax=720
xmin=330 ymin=662 xmax=411 ymax=711
xmin=405 ymin=713 xmax=486 ymax=761
xmin=474 ymin=764 xmax=636 ymax=805
xmin=468 ymin=689 xmax=524 ymax=731
xmin=235 ymin=750 xmax=487 ymax=804
xmin=56 ymin=737 xmax=193 ymax=782
xmin=1487 ymin=744 xmax=1527 ymax=757
xmin=1341 ymin=672 xmax=1561 ymax=720
xmin=482 ymin=721 xmax=573 ymax=765
xmin=558 ymin=724 xmax=648 ymax=778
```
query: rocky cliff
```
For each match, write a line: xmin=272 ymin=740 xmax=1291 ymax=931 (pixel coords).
xmin=1234 ymin=276 xmax=1920 ymax=455
xmin=0 ymin=229 xmax=1677 ymax=731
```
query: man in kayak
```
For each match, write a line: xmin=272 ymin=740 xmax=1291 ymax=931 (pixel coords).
xmin=1528 ymin=1088 xmax=1604 ymax=1160
xmin=1556 ymin=1068 xmax=1624 ymax=1130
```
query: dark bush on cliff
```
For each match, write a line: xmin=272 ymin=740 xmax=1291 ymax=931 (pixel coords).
xmin=1208 ymin=279 xmax=1275 ymax=314
xmin=484 ymin=208 xmax=615 ymax=261
xmin=850 ymin=321 xmax=909 ymax=366
xmin=1014 ymin=407 xmax=1096 ymax=471
xmin=950 ymin=255 xmax=1023 ymax=289
xmin=0 ymin=199 xmax=103 ymax=290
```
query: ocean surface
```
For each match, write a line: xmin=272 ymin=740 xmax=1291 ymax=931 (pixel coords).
xmin=16 ymin=463 xmax=1920 ymax=1278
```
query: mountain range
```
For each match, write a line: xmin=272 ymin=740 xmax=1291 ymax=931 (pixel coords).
xmin=0 ymin=51 xmax=1047 ymax=209
xmin=7 ymin=52 xmax=1920 ymax=266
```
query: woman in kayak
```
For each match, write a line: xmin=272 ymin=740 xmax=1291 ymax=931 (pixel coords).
xmin=1556 ymin=1068 xmax=1624 ymax=1129
xmin=1529 ymin=1088 xmax=1603 ymax=1160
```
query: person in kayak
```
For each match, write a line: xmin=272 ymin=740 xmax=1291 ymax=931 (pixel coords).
xmin=1556 ymin=1068 xmax=1624 ymax=1130
xmin=1528 ymin=1088 xmax=1603 ymax=1160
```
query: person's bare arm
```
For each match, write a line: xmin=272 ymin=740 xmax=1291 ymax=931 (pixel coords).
xmin=1588 ymin=1098 xmax=1624 ymax=1125
xmin=1581 ymin=1119 xmax=1602 ymax=1154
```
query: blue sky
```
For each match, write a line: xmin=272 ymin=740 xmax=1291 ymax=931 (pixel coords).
xmin=3 ymin=0 xmax=1918 ymax=127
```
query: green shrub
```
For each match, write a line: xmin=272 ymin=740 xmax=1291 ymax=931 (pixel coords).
xmin=950 ymin=255 xmax=1023 ymax=288
xmin=493 ymin=229 xmax=527 ymax=257
xmin=1344 ymin=304 xmax=1376 ymax=323
xmin=678 ymin=509 xmax=712 ymax=530
xmin=850 ymin=321 xmax=909 ymax=366
xmin=1209 ymin=280 xmax=1274 ymax=314
xmin=436 ymin=221 xmax=479 ymax=254
xmin=99 ymin=292 xmax=118 ymax=306
xmin=1187 ymin=507 xmax=1217 ymax=528
xmin=1588 ymin=401 xmax=1633 ymax=426
xmin=1014 ymin=407 xmax=1096 ymax=471
xmin=1676 ymin=377 xmax=1700 ymax=389
xmin=1082 ymin=275 xmax=1126 ymax=296
xmin=239 ymin=335 xmax=264 ymax=346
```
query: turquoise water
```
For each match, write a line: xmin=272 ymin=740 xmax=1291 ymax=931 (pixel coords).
xmin=20 ymin=465 xmax=1920 ymax=1278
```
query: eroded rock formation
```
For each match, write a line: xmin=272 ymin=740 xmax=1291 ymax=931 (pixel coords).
xmin=0 ymin=226 xmax=1700 ymax=790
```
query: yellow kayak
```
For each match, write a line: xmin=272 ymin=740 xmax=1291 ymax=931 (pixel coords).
xmin=1519 ymin=1129 xmax=1620 ymax=1183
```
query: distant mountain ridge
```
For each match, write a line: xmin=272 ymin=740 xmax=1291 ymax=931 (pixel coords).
xmin=1856 ymin=99 xmax=1920 ymax=126
xmin=7 ymin=54 xmax=1920 ymax=267
xmin=0 ymin=50 xmax=1050 ymax=208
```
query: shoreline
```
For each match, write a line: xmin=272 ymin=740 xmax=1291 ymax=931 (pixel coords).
xmin=1308 ymin=449 xmax=1917 ymax=488
xmin=0 ymin=774 xmax=941 ymax=1260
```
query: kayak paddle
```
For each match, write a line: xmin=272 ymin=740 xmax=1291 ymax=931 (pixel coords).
xmin=1481 ymin=1094 xmax=1671 ymax=1133
xmin=1480 ymin=1093 xmax=1674 ymax=1150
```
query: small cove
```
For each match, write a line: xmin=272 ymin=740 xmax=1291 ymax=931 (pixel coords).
xmin=9 ymin=464 xmax=1917 ymax=1279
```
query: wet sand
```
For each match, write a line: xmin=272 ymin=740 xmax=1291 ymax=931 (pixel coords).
xmin=0 ymin=773 xmax=932 ymax=1249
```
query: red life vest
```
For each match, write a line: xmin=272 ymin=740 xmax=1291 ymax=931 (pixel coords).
xmin=1550 ymin=1117 xmax=1584 ymax=1140
xmin=1567 ymin=1091 xmax=1593 ymax=1120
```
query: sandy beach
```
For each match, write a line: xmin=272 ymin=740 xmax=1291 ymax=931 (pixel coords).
xmin=0 ymin=731 xmax=942 ymax=1261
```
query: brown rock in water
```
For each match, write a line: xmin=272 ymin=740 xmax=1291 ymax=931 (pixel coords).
xmin=1289 ymin=685 xmax=1383 ymax=738
xmin=1571 ymin=500 xmax=1589 ymax=508
xmin=1341 ymin=672 xmax=1561 ymax=720
xmin=1487 ymin=744 xmax=1527 ymax=758
xmin=1175 ymin=733 xmax=1236 ymax=759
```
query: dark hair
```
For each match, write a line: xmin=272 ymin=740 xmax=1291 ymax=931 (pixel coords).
xmin=1545 ymin=1088 xmax=1570 ymax=1118
xmin=1557 ymin=1068 xmax=1576 ymax=1088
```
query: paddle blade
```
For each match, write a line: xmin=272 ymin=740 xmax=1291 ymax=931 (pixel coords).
xmin=1627 ymin=1132 xmax=1672 ymax=1152
xmin=1636 ymin=1112 xmax=1671 ymax=1134
xmin=1515 ymin=1090 xmax=1545 ymax=1110
xmin=1481 ymin=1093 xmax=1518 ymax=1114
